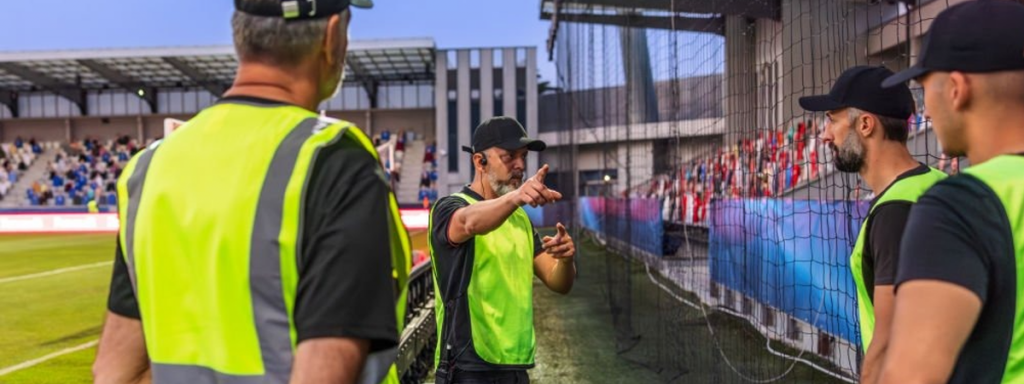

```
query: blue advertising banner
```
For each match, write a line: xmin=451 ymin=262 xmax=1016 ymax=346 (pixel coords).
xmin=709 ymin=198 xmax=870 ymax=343
xmin=578 ymin=197 xmax=664 ymax=257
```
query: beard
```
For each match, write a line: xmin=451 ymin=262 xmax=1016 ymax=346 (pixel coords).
xmin=487 ymin=170 xmax=524 ymax=197
xmin=831 ymin=130 xmax=866 ymax=173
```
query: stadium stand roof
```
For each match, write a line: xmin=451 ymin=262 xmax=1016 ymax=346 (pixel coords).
xmin=0 ymin=38 xmax=436 ymax=116
xmin=539 ymin=0 xmax=781 ymax=36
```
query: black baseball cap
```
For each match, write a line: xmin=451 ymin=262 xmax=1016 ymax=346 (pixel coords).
xmin=883 ymin=0 xmax=1024 ymax=88
xmin=235 ymin=0 xmax=373 ymax=20
xmin=461 ymin=116 xmax=546 ymax=154
xmin=799 ymin=65 xmax=915 ymax=119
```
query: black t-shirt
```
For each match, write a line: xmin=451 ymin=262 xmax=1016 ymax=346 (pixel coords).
xmin=107 ymin=96 xmax=398 ymax=351
xmin=859 ymin=163 xmax=930 ymax=301
xmin=897 ymin=155 xmax=1022 ymax=384
xmin=430 ymin=187 xmax=543 ymax=371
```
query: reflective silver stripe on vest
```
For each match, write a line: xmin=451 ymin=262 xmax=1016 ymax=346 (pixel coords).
xmin=123 ymin=143 xmax=160 ymax=294
xmin=151 ymin=364 xmax=262 ymax=384
xmin=357 ymin=347 xmax=399 ymax=384
xmin=246 ymin=117 xmax=320 ymax=382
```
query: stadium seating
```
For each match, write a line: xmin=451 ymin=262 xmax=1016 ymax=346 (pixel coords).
xmin=26 ymin=136 xmax=138 ymax=208
xmin=0 ymin=139 xmax=44 ymax=203
xmin=630 ymin=114 xmax=941 ymax=227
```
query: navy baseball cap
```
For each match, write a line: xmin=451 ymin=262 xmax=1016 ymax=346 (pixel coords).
xmin=235 ymin=0 xmax=373 ymax=20
xmin=800 ymin=66 xmax=915 ymax=119
xmin=462 ymin=117 xmax=546 ymax=154
xmin=883 ymin=0 xmax=1024 ymax=88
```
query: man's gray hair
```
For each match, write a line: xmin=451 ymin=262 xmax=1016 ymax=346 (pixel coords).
xmin=232 ymin=0 xmax=341 ymax=66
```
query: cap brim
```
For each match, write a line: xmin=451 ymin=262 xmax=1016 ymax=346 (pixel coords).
xmin=496 ymin=138 xmax=547 ymax=152
xmin=798 ymin=95 xmax=846 ymax=112
xmin=882 ymin=65 xmax=929 ymax=88
xmin=350 ymin=0 xmax=373 ymax=9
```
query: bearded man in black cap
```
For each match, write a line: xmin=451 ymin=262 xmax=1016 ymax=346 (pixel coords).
xmin=799 ymin=65 xmax=947 ymax=383
xmin=428 ymin=116 xmax=576 ymax=384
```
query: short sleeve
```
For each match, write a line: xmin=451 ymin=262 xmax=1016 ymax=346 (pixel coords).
xmin=867 ymin=202 xmax=913 ymax=285
xmin=107 ymin=239 xmax=140 ymax=319
xmin=292 ymin=137 xmax=398 ymax=352
xmin=896 ymin=176 xmax=1011 ymax=303
xmin=431 ymin=196 xmax=470 ymax=249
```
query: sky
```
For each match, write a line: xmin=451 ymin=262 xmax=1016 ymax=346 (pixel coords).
xmin=0 ymin=0 xmax=557 ymax=81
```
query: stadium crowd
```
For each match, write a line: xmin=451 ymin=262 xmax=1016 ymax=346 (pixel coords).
xmin=633 ymin=112 xmax=952 ymax=226
xmin=26 ymin=135 xmax=144 ymax=208
xmin=0 ymin=138 xmax=43 ymax=202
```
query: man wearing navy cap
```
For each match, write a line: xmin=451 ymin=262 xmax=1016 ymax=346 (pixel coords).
xmin=878 ymin=1 xmax=1024 ymax=383
xmin=93 ymin=1 xmax=408 ymax=384
xmin=429 ymin=116 xmax=576 ymax=383
xmin=800 ymin=65 xmax=946 ymax=383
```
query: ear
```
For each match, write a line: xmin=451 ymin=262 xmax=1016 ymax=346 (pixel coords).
xmin=473 ymin=152 xmax=484 ymax=172
xmin=322 ymin=12 xmax=349 ymax=67
xmin=858 ymin=114 xmax=876 ymax=139
xmin=948 ymin=71 xmax=972 ymax=112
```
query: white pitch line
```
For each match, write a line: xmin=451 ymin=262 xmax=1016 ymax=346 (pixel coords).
xmin=0 ymin=339 xmax=99 ymax=377
xmin=0 ymin=261 xmax=111 ymax=284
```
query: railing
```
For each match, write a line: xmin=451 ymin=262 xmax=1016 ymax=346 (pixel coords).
xmin=398 ymin=261 xmax=436 ymax=383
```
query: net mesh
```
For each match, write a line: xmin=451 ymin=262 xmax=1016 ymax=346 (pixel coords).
xmin=543 ymin=1 xmax=961 ymax=382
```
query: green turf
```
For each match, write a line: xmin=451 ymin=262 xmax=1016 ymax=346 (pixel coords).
xmin=531 ymin=229 xmax=665 ymax=383
xmin=0 ymin=234 xmax=114 ymax=384
xmin=0 ymin=234 xmax=114 ymax=278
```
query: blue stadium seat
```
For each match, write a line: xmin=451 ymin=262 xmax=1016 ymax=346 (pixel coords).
xmin=107 ymin=194 xmax=117 ymax=206
xmin=55 ymin=195 xmax=66 ymax=206
xmin=29 ymin=195 xmax=39 ymax=206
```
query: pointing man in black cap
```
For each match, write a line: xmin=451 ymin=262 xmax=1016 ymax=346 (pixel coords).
xmin=878 ymin=1 xmax=1024 ymax=383
xmin=429 ymin=116 xmax=576 ymax=384
xmin=799 ymin=65 xmax=947 ymax=383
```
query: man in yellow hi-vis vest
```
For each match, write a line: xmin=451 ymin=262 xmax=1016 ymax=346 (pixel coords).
xmin=879 ymin=1 xmax=1024 ymax=383
xmin=799 ymin=65 xmax=946 ymax=383
xmin=92 ymin=1 xmax=410 ymax=384
xmin=430 ymin=117 xmax=577 ymax=384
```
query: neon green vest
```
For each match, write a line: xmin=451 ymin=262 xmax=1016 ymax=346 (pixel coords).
xmin=850 ymin=166 xmax=946 ymax=351
xmin=429 ymin=192 xmax=536 ymax=367
xmin=116 ymin=101 xmax=410 ymax=384
xmin=962 ymin=155 xmax=1024 ymax=382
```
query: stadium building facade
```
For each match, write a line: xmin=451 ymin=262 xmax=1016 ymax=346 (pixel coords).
xmin=0 ymin=39 xmax=539 ymax=206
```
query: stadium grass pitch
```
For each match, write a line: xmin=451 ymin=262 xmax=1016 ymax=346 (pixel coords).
xmin=0 ymin=234 xmax=114 ymax=384
xmin=0 ymin=231 xmax=431 ymax=384
xmin=0 ymin=230 xmax=839 ymax=383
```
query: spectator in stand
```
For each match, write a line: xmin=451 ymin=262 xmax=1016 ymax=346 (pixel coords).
xmin=395 ymin=131 xmax=405 ymax=163
xmin=424 ymin=141 xmax=436 ymax=168
xmin=420 ymin=169 xmax=431 ymax=188
xmin=0 ymin=168 xmax=9 ymax=199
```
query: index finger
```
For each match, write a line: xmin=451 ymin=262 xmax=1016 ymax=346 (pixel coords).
xmin=533 ymin=164 xmax=550 ymax=183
